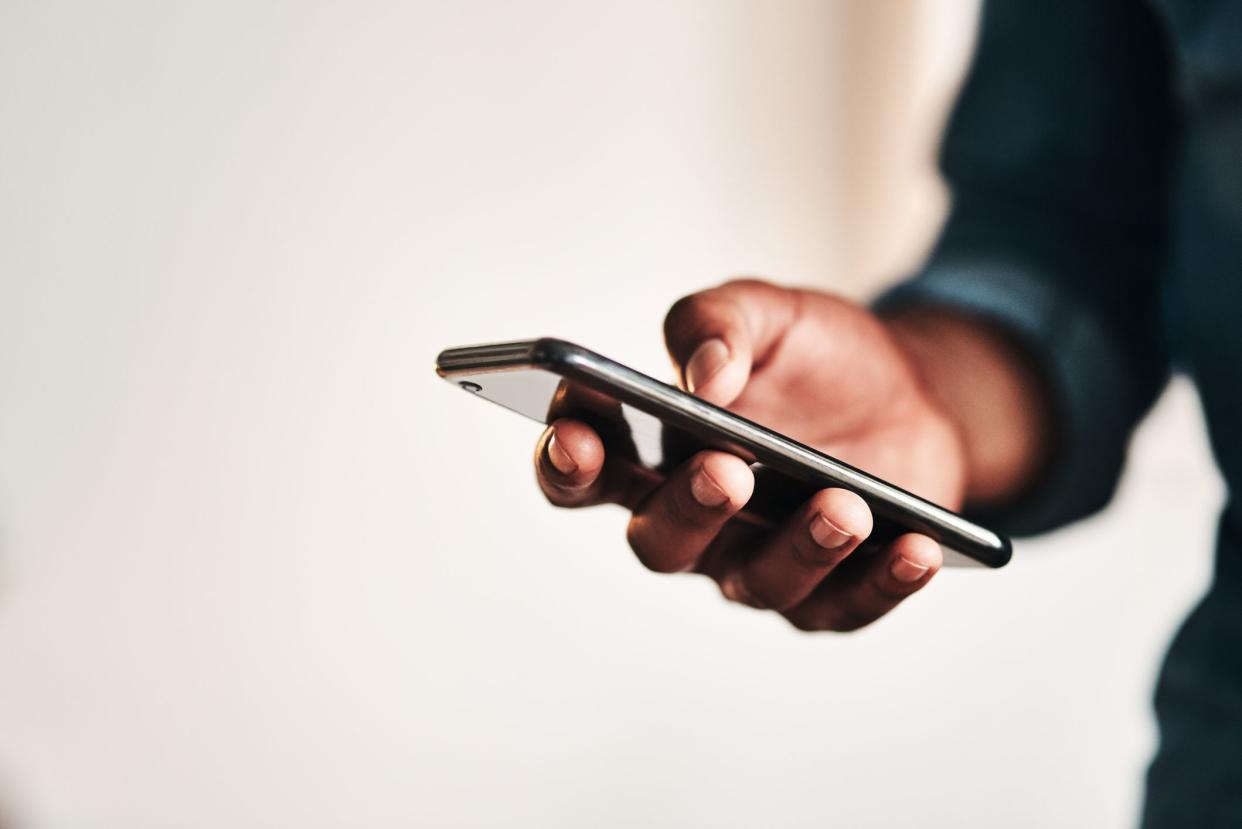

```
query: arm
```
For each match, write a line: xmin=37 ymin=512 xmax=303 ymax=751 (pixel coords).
xmin=878 ymin=0 xmax=1179 ymax=534
xmin=532 ymin=0 xmax=1178 ymax=630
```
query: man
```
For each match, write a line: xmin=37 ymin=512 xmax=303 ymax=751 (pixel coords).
xmin=532 ymin=2 xmax=1242 ymax=825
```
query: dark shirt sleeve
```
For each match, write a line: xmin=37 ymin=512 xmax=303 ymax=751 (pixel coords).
xmin=876 ymin=0 xmax=1181 ymax=536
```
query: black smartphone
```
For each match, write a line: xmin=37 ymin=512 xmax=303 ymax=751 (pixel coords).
xmin=435 ymin=338 xmax=1011 ymax=568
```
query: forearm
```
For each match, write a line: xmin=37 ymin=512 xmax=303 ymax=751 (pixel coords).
xmin=884 ymin=307 xmax=1056 ymax=508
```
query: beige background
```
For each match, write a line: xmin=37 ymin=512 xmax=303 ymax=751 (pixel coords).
xmin=0 ymin=2 xmax=1222 ymax=827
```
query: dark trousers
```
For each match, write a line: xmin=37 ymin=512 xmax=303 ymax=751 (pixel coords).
xmin=1142 ymin=516 xmax=1242 ymax=829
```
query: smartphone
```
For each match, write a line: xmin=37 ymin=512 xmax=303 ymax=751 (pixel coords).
xmin=435 ymin=337 xmax=1011 ymax=568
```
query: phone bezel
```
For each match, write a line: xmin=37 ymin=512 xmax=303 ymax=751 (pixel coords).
xmin=436 ymin=337 xmax=1012 ymax=568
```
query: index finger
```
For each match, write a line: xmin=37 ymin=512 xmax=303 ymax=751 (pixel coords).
xmin=534 ymin=418 xmax=661 ymax=510
xmin=534 ymin=418 xmax=608 ymax=507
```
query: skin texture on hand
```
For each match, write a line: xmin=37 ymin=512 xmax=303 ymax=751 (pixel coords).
xmin=533 ymin=279 xmax=1053 ymax=631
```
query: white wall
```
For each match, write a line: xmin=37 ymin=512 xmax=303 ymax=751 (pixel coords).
xmin=0 ymin=2 xmax=1221 ymax=827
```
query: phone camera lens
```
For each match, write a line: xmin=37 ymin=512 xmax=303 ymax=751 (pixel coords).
xmin=458 ymin=381 xmax=483 ymax=393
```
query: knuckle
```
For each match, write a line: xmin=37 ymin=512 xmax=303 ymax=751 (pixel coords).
xmin=665 ymin=292 xmax=708 ymax=330
xmin=823 ymin=605 xmax=873 ymax=633
xmin=753 ymin=592 xmax=793 ymax=613
xmin=736 ymin=568 xmax=800 ymax=611
xmin=783 ymin=609 xmax=826 ymax=633
xmin=732 ymin=577 xmax=778 ymax=611
xmin=625 ymin=520 xmax=681 ymax=573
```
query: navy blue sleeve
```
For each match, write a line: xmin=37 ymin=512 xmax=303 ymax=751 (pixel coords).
xmin=877 ymin=0 xmax=1180 ymax=536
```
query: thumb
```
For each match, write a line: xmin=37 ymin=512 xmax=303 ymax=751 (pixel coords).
xmin=663 ymin=279 xmax=799 ymax=407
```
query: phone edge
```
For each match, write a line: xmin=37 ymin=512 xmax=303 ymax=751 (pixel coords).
xmin=436 ymin=338 xmax=1013 ymax=568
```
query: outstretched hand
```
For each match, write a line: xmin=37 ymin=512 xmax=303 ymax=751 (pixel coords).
xmin=534 ymin=279 xmax=1047 ymax=631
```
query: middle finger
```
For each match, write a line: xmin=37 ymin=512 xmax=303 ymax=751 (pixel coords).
xmin=723 ymin=487 xmax=872 ymax=611
xmin=625 ymin=450 xmax=754 ymax=573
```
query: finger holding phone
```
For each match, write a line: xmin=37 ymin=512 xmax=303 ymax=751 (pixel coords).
xmin=530 ymin=279 xmax=1052 ymax=631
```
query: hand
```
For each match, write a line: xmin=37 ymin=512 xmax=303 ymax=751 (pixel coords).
xmin=534 ymin=279 xmax=1048 ymax=631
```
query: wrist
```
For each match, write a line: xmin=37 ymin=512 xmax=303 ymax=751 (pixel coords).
xmin=883 ymin=307 xmax=1055 ymax=507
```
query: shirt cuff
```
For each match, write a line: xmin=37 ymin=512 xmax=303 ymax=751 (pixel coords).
xmin=874 ymin=259 xmax=1148 ymax=536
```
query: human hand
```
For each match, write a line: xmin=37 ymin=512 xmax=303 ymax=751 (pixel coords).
xmin=534 ymin=279 xmax=1046 ymax=630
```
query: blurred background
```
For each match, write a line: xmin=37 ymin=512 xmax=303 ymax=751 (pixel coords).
xmin=0 ymin=1 xmax=1223 ymax=827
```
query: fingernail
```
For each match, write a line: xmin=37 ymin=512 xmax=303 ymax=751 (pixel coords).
xmin=690 ymin=466 xmax=730 ymax=507
xmin=547 ymin=432 xmax=578 ymax=475
xmin=890 ymin=555 xmax=930 ymax=583
xmin=809 ymin=513 xmax=852 ymax=550
xmin=685 ymin=338 xmax=730 ymax=394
